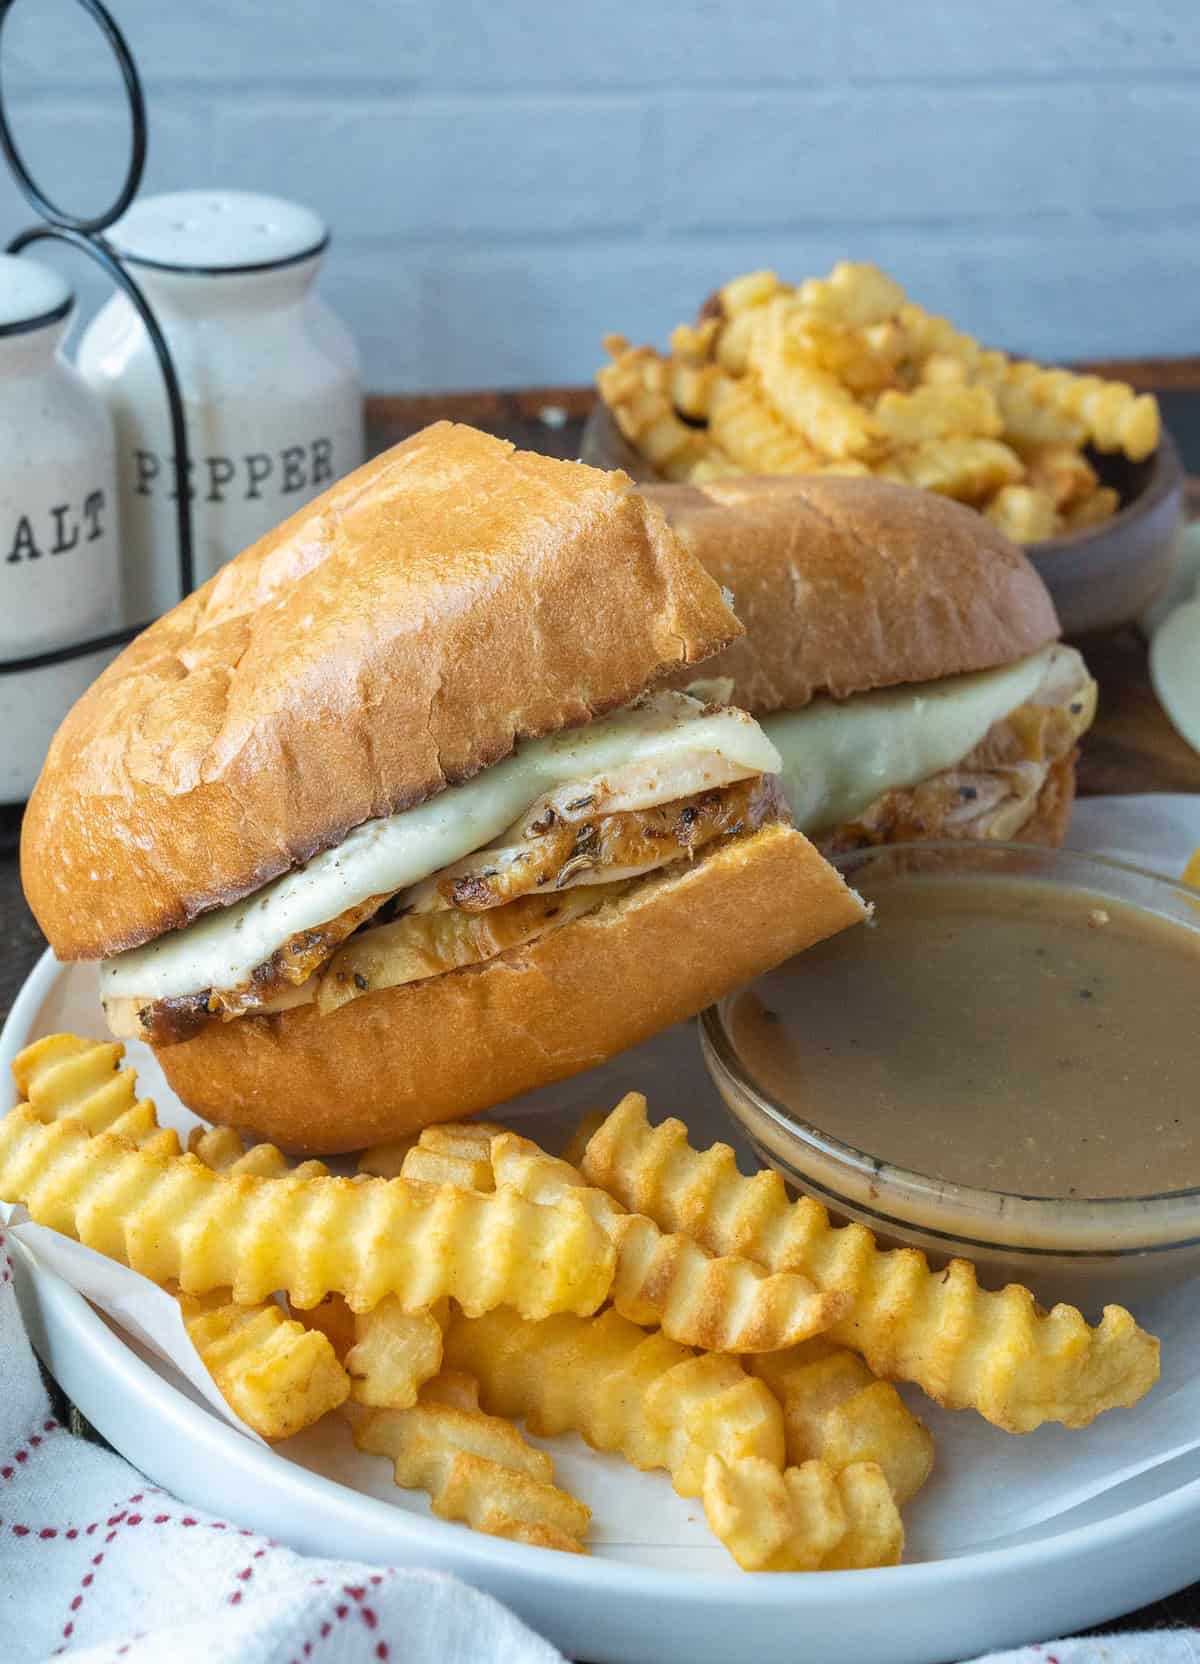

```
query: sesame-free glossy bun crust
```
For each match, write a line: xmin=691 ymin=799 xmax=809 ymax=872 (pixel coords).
xmin=645 ymin=474 xmax=1060 ymax=714
xmin=154 ymin=822 xmax=866 ymax=1154
xmin=23 ymin=423 xmax=740 ymax=961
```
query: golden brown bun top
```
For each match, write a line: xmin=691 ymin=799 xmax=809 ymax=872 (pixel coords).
xmin=644 ymin=474 xmax=1060 ymax=714
xmin=23 ymin=421 xmax=741 ymax=961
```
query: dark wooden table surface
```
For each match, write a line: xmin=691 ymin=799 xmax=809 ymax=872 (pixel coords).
xmin=5 ymin=380 xmax=1200 ymax=1647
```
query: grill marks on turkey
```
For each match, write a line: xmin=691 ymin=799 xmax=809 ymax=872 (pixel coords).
xmin=437 ymin=775 xmax=781 ymax=913
xmin=128 ymin=776 xmax=784 ymax=1044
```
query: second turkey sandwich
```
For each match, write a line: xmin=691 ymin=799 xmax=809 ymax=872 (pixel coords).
xmin=22 ymin=422 xmax=865 ymax=1151
xmin=647 ymin=474 xmax=1097 ymax=852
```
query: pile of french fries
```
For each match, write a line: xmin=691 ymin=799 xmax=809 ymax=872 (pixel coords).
xmin=0 ymin=1034 xmax=1160 ymax=1570
xmin=597 ymin=262 xmax=1161 ymax=542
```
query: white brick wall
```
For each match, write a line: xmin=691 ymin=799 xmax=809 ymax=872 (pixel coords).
xmin=0 ymin=0 xmax=1194 ymax=391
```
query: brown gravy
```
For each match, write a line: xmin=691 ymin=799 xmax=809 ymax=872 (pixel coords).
xmin=729 ymin=876 xmax=1200 ymax=1198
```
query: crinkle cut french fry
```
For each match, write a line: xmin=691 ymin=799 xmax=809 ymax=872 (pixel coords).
xmin=917 ymin=350 xmax=970 ymax=387
xmin=187 ymin=1123 xmax=329 ymax=1181
xmin=1005 ymin=361 xmax=1160 ymax=461
xmin=669 ymin=316 xmax=721 ymax=365
xmin=290 ymin=1292 xmax=357 ymax=1359
xmin=184 ymin=1122 xmax=360 ymax=1428
xmin=490 ymin=1131 xmax=846 ymax=1353
xmin=354 ymin=1370 xmax=590 ymax=1554
xmin=597 ymin=338 xmax=729 ymax=478
xmin=190 ymin=1123 xmax=267 ymax=1171
xmin=713 ymin=306 xmax=763 ymax=377
xmin=418 ymin=1123 xmax=506 ymax=1160
xmin=442 ymin=1303 xmax=784 ymax=1497
xmin=443 ymin=1307 xmax=899 ymax=1569
xmin=344 ymin=1295 xmax=447 ymax=1409
xmin=719 ymin=268 xmax=783 ymax=316
xmin=401 ymin=1145 xmax=495 ymax=1192
xmin=747 ymin=304 xmax=880 ymax=459
xmin=986 ymin=380 xmax=1086 ymax=451
xmin=778 ymin=315 xmax=903 ymax=397
xmin=896 ymin=304 xmax=1008 ymax=380
xmin=11 ymin=1035 xmax=351 ymax=1438
xmin=749 ymin=1340 xmax=933 ymax=1506
xmin=13 ymin=1035 xmax=334 ymax=1181
xmin=179 ymin=1291 xmax=349 ymax=1439
xmin=490 ymin=1133 xmax=927 ymax=1491
xmin=702 ymin=1454 xmax=903 ymax=1572
xmin=579 ymin=1096 xmax=1160 ymax=1432
xmin=357 ymin=1135 xmax=420 ymax=1178
xmin=1023 ymin=441 xmax=1097 ymax=510
xmin=707 ymin=373 xmax=826 ymax=474
xmin=872 ymin=383 xmax=1002 ymax=445
xmin=668 ymin=358 xmax=718 ymax=421
xmin=400 ymin=1147 xmax=490 ymax=1189
xmin=382 ymin=1120 xmax=506 ymax=1190
xmin=14 ymin=1034 xmax=180 ymax=1153
xmin=877 ymin=435 xmax=1023 ymax=502
xmin=1062 ymin=485 xmax=1120 ymax=532
xmin=795 ymin=262 xmax=907 ymax=330
xmin=982 ymin=483 xmax=1058 ymax=544
xmin=0 ymin=1107 xmax=616 ymax=1319
xmin=14 ymin=1041 xmax=470 ymax=1427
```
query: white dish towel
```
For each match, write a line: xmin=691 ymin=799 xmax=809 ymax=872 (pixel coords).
xmin=0 ymin=1232 xmax=561 ymax=1664
xmin=3 ymin=791 xmax=1199 ymax=1664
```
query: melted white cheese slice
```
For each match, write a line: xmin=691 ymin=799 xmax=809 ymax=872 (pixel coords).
xmin=763 ymin=646 xmax=1064 ymax=835
xmin=101 ymin=693 xmax=780 ymax=1002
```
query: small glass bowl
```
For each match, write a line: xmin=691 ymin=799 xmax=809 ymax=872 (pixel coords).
xmin=699 ymin=842 xmax=1200 ymax=1309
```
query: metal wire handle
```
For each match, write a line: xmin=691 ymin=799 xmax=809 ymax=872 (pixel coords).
xmin=0 ymin=0 xmax=194 ymax=675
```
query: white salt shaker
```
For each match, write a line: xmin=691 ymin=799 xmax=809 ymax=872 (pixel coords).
xmin=77 ymin=190 xmax=364 ymax=622
xmin=0 ymin=255 xmax=122 ymax=801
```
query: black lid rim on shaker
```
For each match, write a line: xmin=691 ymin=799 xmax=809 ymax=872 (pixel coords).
xmin=0 ymin=292 xmax=73 ymax=337
xmin=106 ymin=189 xmax=331 ymax=278
xmin=114 ymin=231 xmax=331 ymax=279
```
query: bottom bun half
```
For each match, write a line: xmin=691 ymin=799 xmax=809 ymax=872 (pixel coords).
xmin=154 ymin=821 xmax=866 ymax=1153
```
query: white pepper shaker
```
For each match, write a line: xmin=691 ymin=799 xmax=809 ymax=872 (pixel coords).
xmin=77 ymin=190 xmax=364 ymax=622
xmin=0 ymin=254 xmax=122 ymax=801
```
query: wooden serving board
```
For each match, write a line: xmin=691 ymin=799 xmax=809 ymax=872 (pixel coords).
xmin=1076 ymin=628 xmax=1200 ymax=796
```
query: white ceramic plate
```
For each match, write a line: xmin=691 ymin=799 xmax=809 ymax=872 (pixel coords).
xmin=6 ymin=949 xmax=1200 ymax=1664
xmin=1151 ymin=596 xmax=1200 ymax=756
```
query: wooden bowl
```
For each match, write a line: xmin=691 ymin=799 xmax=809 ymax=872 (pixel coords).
xmin=1024 ymin=430 xmax=1184 ymax=637
xmin=582 ymin=401 xmax=1186 ymax=638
